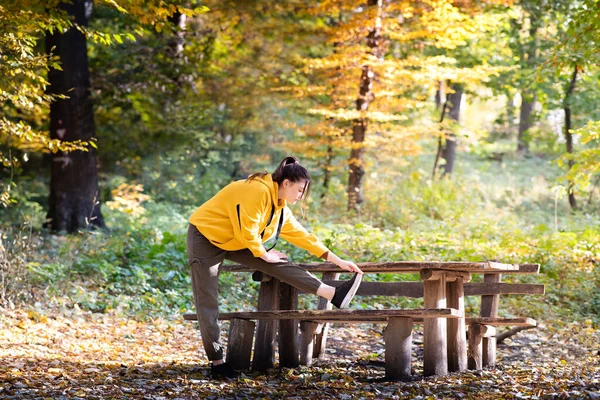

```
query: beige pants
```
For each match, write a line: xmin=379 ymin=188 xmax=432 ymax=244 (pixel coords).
xmin=186 ymin=224 xmax=322 ymax=361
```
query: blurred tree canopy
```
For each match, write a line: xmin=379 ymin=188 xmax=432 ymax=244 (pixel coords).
xmin=0 ymin=0 xmax=598 ymax=214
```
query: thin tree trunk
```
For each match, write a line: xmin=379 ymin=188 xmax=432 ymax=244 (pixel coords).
xmin=506 ymin=91 xmax=516 ymax=134
xmin=165 ymin=11 xmax=189 ymax=90
xmin=347 ymin=0 xmax=382 ymax=212
xmin=440 ymin=84 xmax=463 ymax=177
xmin=434 ymin=81 xmax=443 ymax=110
xmin=587 ymin=175 xmax=600 ymax=207
xmin=321 ymin=144 xmax=334 ymax=199
xmin=167 ymin=12 xmax=186 ymax=58
xmin=516 ymin=20 xmax=539 ymax=154
xmin=45 ymin=0 xmax=104 ymax=233
xmin=517 ymin=92 xmax=536 ymax=154
xmin=564 ymin=65 xmax=578 ymax=210
xmin=432 ymin=83 xmax=448 ymax=181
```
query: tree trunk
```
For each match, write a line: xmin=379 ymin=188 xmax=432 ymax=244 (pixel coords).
xmin=506 ymin=91 xmax=516 ymax=134
xmin=564 ymin=65 xmax=578 ymax=210
xmin=516 ymin=19 xmax=539 ymax=154
xmin=321 ymin=144 xmax=334 ymax=199
xmin=347 ymin=0 xmax=382 ymax=212
xmin=440 ymin=84 xmax=463 ymax=177
xmin=517 ymin=92 xmax=536 ymax=154
xmin=432 ymin=83 xmax=448 ymax=181
xmin=434 ymin=81 xmax=444 ymax=110
xmin=165 ymin=11 xmax=191 ymax=91
xmin=45 ymin=0 xmax=104 ymax=233
xmin=167 ymin=12 xmax=186 ymax=58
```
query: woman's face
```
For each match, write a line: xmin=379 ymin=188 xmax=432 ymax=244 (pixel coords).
xmin=279 ymin=179 xmax=307 ymax=204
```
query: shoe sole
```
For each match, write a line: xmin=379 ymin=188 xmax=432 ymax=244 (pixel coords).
xmin=339 ymin=274 xmax=363 ymax=309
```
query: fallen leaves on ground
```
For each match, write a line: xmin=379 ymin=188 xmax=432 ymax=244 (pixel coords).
xmin=0 ymin=309 xmax=598 ymax=399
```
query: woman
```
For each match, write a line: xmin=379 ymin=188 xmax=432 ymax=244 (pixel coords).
xmin=187 ymin=156 xmax=363 ymax=379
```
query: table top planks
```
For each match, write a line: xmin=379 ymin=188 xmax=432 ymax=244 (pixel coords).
xmin=222 ymin=261 xmax=540 ymax=274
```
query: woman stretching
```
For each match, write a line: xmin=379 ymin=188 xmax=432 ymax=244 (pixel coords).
xmin=187 ymin=156 xmax=363 ymax=379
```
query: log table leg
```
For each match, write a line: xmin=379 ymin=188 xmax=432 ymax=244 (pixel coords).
xmin=252 ymin=278 xmax=280 ymax=371
xmin=384 ymin=317 xmax=413 ymax=379
xmin=226 ymin=318 xmax=255 ymax=371
xmin=468 ymin=323 xmax=496 ymax=370
xmin=300 ymin=321 xmax=319 ymax=366
xmin=279 ymin=283 xmax=299 ymax=368
xmin=483 ymin=333 xmax=497 ymax=368
xmin=447 ymin=276 xmax=468 ymax=373
xmin=481 ymin=274 xmax=501 ymax=368
xmin=313 ymin=272 xmax=340 ymax=359
xmin=421 ymin=270 xmax=448 ymax=376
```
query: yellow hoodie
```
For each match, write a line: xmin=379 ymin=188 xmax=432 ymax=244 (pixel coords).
xmin=189 ymin=174 xmax=329 ymax=259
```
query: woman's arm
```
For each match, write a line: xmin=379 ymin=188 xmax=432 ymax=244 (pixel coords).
xmin=278 ymin=208 xmax=330 ymax=257
xmin=279 ymin=207 xmax=362 ymax=273
xmin=326 ymin=252 xmax=363 ymax=274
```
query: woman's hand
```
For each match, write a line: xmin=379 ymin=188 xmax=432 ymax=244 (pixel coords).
xmin=336 ymin=259 xmax=363 ymax=274
xmin=269 ymin=249 xmax=288 ymax=261
xmin=326 ymin=251 xmax=363 ymax=274
xmin=260 ymin=250 xmax=286 ymax=263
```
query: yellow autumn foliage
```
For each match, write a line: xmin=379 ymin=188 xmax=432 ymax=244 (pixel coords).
xmin=106 ymin=183 xmax=151 ymax=217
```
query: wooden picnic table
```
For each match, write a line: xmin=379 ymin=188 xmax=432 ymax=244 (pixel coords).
xmin=185 ymin=261 xmax=542 ymax=378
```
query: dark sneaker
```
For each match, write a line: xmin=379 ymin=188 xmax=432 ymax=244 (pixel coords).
xmin=210 ymin=362 xmax=239 ymax=379
xmin=331 ymin=273 xmax=363 ymax=309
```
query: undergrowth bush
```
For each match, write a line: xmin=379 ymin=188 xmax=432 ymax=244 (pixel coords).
xmin=0 ymin=225 xmax=39 ymax=308
xmin=1 ymin=152 xmax=598 ymax=326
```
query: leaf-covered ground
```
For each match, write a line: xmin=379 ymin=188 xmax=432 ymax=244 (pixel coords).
xmin=1 ymin=309 xmax=598 ymax=399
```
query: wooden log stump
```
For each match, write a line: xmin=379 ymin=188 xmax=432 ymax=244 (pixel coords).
xmin=383 ymin=317 xmax=413 ymax=379
xmin=422 ymin=270 xmax=448 ymax=376
xmin=252 ymin=270 xmax=272 ymax=282
xmin=279 ymin=282 xmax=299 ymax=368
xmin=468 ymin=323 xmax=482 ymax=370
xmin=481 ymin=274 xmax=501 ymax=368
xmin=226 ymin=318 xmax=255 ymax=371
xmin=313 ymin=272 xmax=339 ymax=359
xmin=299 ymin=321 xmax=319 ymax=366
xmin=447 ymin=277 xmax=467 ymax=373
xmin=252 ymin=278 xmax=280 ymax=371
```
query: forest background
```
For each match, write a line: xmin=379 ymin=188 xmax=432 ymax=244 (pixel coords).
xmin=0 ymin=0 xmax=599 ymax=397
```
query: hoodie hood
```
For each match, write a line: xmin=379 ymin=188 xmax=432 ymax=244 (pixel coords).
xmin=257 ymin=174 xmax=286 ymax=210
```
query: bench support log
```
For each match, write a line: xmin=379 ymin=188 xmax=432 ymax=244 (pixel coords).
xmin=226 ymin=318 xmax=255 ymax=371
xmin=468 ymin=323 xmax=497 ymax=369
xmin=384 ymin=317 xmax=413 ymax=379
xmin=447 ymin=277 xmax=467 ymax=373
xmin=313 ymin=272 xmax=339 ymax=359
xmin=481 ymin=274 xmax=501 ymax=368
xmin=468 ymin=323 xmax=483 ymax=370
xmin=252 ymin=278 xmax=280 ymax=371
xmin=279 ymin=283 xmax=299 ymax=368
xmin=423 ymin=273 xmax=448 ymax=376
xmin=299 ymin=321 xmax=319 ymax=366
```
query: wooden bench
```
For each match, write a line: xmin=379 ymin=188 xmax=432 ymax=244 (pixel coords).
xmin=184 ymin=261 xmax=542 ymax=378
xmin=182 ymin=311 xmax=536 ymax=379
xmin=184 ymin=308 xmax=462 ymax=378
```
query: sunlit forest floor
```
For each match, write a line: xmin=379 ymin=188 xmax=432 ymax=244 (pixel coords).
xmin=1 ymin=309 xmax=598 ymax=399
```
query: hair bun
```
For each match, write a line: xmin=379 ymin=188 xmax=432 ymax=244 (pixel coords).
xmin=284 ymin=156 xmax=298 ymax=166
